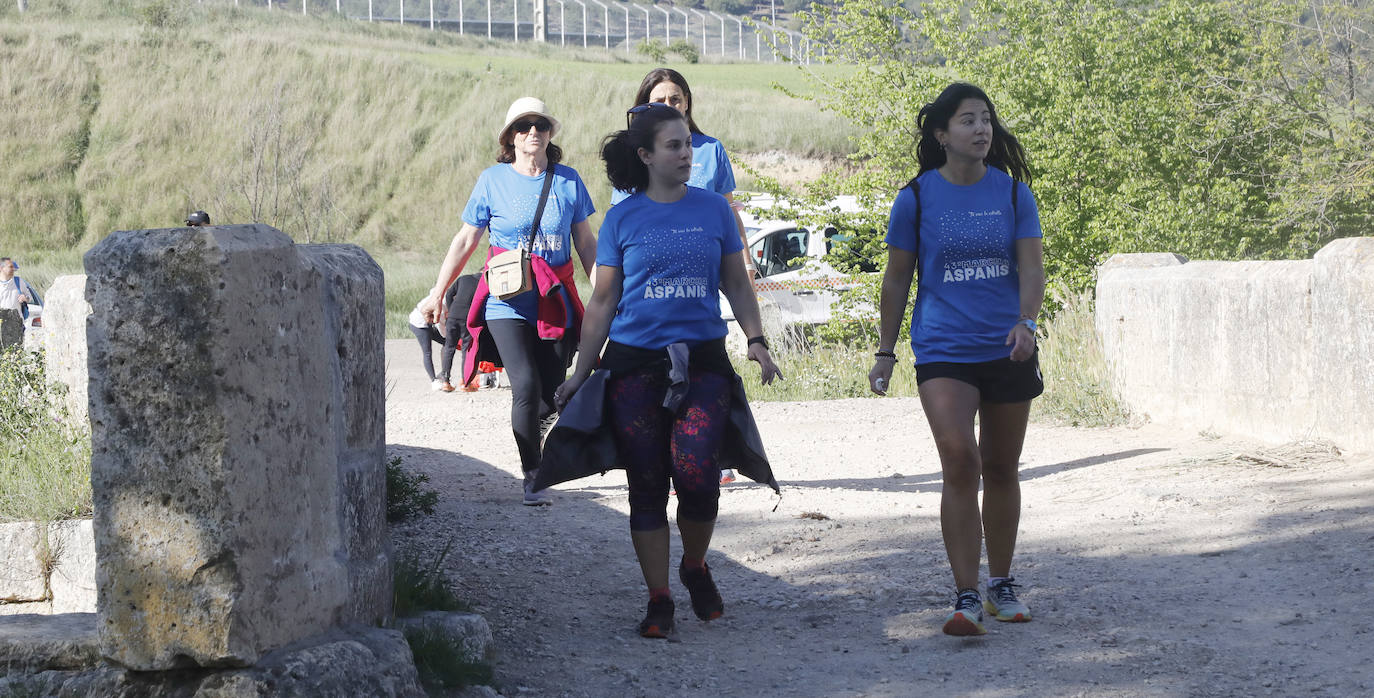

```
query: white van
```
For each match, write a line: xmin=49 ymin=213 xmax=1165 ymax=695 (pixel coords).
xmin=721 ymin=194 xmax=875 ymax=327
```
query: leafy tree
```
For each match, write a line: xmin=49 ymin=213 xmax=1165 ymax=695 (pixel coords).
xmin=786 ymin=0 xmax=1373 ymax=294
xmin=637 ymin=39 xmax=668 ymax=63
xmin=669 ymin=38 xmax=701 ymax=63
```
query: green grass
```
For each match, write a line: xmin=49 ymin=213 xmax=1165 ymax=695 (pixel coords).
xmin=0 ymin=1 xmax=852 ymax=260
xmin=403 ymin=625 xmax=496 ymax=691
xmin=0 ymin=349 xmax=93 ymax=524
xmin=385 ymin=455 xmax=439 ymax=522
xmin=732 ymin=343 xmax=921 ymax=402
xmin=393 ymin=539 xmax=469 ymax=617
xmin=2 ymin=2 xmax=851 ymax=338
xmin=1031 ymin=287 xmax=1131 ymax=427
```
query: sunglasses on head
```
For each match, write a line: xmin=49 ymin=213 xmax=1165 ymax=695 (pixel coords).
xmin=512 ymin=118 xmax=552 ymax=134
xmin=625 ymin=102 xmax=678 ymax=128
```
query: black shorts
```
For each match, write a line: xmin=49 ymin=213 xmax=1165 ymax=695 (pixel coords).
xmin=916 ymin=350 xmax=1044 ymax=404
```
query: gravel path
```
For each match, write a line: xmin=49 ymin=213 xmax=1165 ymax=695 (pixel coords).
xmin=384 ymin=340 xmax=1374 ymax=697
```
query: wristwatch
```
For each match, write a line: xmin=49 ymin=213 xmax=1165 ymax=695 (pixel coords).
xmin=1017 ymin=318 xmax=1037 ymax=332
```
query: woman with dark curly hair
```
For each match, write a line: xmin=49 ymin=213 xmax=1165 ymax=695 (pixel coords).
xmin=868 ymin=83 xmax=1045 ymax=636
xmin=615 ymin=68 xmax=757 ymax=485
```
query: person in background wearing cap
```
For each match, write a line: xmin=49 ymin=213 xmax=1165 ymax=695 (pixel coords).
xmin=0 ymin=257 xmax=33 ymax=351
xmin=420 ymin=96 xmax=596 ymax=506
xmin=186 ymin=211 xmax=211 ymax=226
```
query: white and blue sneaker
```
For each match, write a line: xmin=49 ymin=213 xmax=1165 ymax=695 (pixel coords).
xmin=943 ymin=588 xmax=987 ymax=636
xmin=984 ymin=577 xmax=1031 ymax=622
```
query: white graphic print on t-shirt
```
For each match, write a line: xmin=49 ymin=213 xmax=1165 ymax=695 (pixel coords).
xmin=637 ymin=223 xmax=711 ymax=300
xmin=939 ymin=208 xmax=1011 ymax=283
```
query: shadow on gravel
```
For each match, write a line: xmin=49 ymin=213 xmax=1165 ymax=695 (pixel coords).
xmin=776 ymin=447 xmax=1168 ymax=494
xmin=704 ymin=475 xmax=1374 ymax=697
xmin=383 ymin=430 xmax=1373 ymax=697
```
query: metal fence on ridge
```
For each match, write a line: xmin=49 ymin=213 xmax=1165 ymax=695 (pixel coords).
xmin=177 ymin=0 xmax=815 ymax=62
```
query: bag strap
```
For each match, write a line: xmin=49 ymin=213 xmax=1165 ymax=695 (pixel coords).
xmin=903 ymin=176 xmax=921 ymax=277
xmin=524 ymin=167 xmax=556 ymax=252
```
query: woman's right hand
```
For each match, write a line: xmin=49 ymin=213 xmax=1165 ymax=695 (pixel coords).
xmin=868 ymin=357 xmax=897 ymax=396
xmin=553 ymin=374 xmax=587 ymax=413
xmin=419 ymin=291 xmax=445 ymax=325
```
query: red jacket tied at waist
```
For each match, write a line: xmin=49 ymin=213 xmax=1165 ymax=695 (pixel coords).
xmin=463 ymin=247 xmax=584 ymax=385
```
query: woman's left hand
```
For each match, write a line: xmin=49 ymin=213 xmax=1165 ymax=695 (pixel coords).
xmin=748 ymin=344 xmax=783 ymax=385
xmin=553 ymin=374 xmax=587 ymax=413
xmin=1005 ymin=324 xmax=1036 ymax=362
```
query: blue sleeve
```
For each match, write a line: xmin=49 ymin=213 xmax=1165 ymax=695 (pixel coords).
xmin=570 ymin=168 xmax=596 ymax=224
xmin=885 ymin=187 xmax=918 ymax=252
xmin=597 ymin=209 xmax=623 ymax=268
xmin=718 ymin=196 xmax=743 ymax=255
xmin=1014 ymin=181 xmax=1042 ymax=240
xmin=461 ymin=171 xmax=491 ymax=229
xmin=715 ymin=143 xmax=736 ymax=195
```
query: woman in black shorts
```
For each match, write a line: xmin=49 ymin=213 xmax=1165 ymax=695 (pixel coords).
xmin=867 ymin=83 xmax=1045 ymax=636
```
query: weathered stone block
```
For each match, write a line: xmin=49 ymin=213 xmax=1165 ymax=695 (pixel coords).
xmin=1096 ymin=238 xmax=1374 ymax=450
xmin=48 ymin=519 xmax=96 ymax=614
xmin=7 ymin=626 xmax=424 ymax=697
xmin=85 ymin=225 xmax=387 ymax=670
xmin=299 ymin=245 xmax=390 ymax=627
xmin=1312 ymin=237 xmax=1374 ymax=448
xmin=395 ymin=611 xmax=494 ymax=661
xmin=0 ymin=522 xmax=46 ymax=603
xmin=41 ymin=274 xmax=91 ymax=424
xmin=0 ymin=612 xmax=101 ymax=675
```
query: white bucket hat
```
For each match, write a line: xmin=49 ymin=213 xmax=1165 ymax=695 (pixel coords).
xmin=499 ymin=97 xmax=562 ymax=144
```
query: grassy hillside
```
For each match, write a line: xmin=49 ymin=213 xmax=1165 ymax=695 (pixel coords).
xmin=1 ymin=0 xmax=854 ymax=332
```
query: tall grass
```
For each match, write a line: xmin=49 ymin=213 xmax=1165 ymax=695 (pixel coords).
xmin=0 ymin=2 xmax=852 ymax=259
xmin=0 ymin=349 xmax=93 ymax=524
xmin=1031 ymin=287 xmax=1131 ymax=426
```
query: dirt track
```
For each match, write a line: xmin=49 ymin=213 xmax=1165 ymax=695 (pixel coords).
xmin=384 ymin=340 xmax=1374 ymax=697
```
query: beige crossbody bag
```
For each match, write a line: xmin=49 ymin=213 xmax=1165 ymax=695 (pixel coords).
xmin=486 ymin=168 xmax=556 ymax=300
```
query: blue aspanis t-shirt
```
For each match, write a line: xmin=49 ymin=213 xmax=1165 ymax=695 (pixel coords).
xmin=885 ymin=167 xmax=1042 ymax=364
xmin=463 ymin=163 xmax=595 ymax=321
xmin=597 ymin=187 xmax=743 ymax=349
xmin=609 ymin=132 xmax=737 ymax=206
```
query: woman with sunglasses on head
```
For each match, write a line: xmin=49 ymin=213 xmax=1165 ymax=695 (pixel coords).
xmin=616 ymin=67 xmax=755 ymax=485
xmin=421 ymin=97 xmax=597 ymax=506
xmin=867 ymin=83 xmax=1045 ymax=636
xmin=547 ymin=103 xmax=781 ymax=638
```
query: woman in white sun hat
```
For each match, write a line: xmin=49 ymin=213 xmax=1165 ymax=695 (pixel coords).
xmin=421 ymin=97 xmax=597 ymax=506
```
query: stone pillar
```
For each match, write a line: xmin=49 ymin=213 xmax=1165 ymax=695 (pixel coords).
xmin=85 ymin=225 xmax=388 ymax=670
xmin=298 ymin=244 xmax=391 ymax=624
xmin=42 ymin=274 xmax=91 ymax=424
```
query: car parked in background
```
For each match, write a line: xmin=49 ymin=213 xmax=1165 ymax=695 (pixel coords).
xmin=721 ymin=194 xmax=876 ymax=327
xmin=24 ymin=300 xmax=42 ymax=331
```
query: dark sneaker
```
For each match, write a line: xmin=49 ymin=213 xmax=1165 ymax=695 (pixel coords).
xmin=679 ymin=560 xmax=725 ymax=621
xmin=942 ymin=588 xmax=987 ymax=636
xmin=638 ymin=597 xmax=675 ymax=638
xmin=984 ymin=577 xmax=1031 ymax=622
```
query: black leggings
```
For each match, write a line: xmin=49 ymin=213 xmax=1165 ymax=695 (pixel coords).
xmin=410 ymin=325 xmax=451 ymax=381
xmin=485 ymin=318 xmax=570 ymax=474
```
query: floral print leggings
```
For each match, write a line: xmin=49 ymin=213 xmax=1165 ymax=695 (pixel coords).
xmin=606 ymin=367 xmax=732 ymax=531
